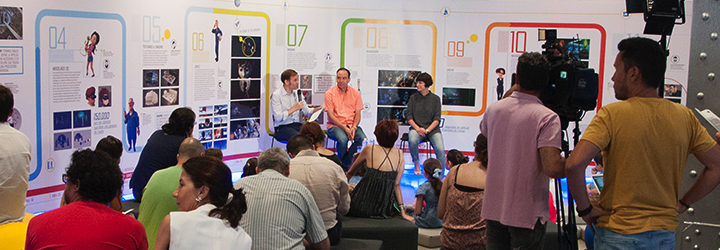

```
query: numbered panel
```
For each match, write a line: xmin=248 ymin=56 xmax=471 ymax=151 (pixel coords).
xmin=340 ymin=18 xmax=436 ymax=136
xmin=33 ymin=10 xmax=126 ymax=212
xmin=185 ymin=7 xmax=269 ymax=158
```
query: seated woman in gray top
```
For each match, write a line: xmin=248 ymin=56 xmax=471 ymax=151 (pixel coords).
xmin=407 ymin=72 xmax=445 ymax=175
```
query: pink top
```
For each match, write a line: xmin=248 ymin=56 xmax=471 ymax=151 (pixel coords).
xmin=324 ymin=85 xmax=363 ymax=128
xmin=479 ymin=91 xmax=561 ymax=229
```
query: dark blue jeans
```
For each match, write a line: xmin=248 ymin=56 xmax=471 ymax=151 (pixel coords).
xmin=594 ymin=227 xmax=675 ymax=250
xmin=274 ymin=122 xmax=303 ymax=142
xmin=408 ymin=130 xmax=446 ymax=168
xmin=327 ymin=126 xmax=366 ymax=167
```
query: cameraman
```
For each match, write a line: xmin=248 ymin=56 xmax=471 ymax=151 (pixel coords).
xmin=480 ymin=52 xmax=565 ymax=249
xmin=566 ymin=37 xmax=720 ymax=248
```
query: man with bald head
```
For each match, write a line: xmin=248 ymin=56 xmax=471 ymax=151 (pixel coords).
xmin=123 ymin=98 xmax=140 ymax=152
xmin=138 ymin=137 xmax=204 ymax=249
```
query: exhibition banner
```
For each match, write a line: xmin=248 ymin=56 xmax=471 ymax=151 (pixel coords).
xmin=0 ymin=1 xmax=692 ymax=213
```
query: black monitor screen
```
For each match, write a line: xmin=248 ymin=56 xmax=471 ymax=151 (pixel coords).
xmin=442 ymin=88 xmax=476 ymax=106
xmin=377 ymin=88 xmax=417 ymax=106
xmin=558 ymin=39 xmax=590 ymax=60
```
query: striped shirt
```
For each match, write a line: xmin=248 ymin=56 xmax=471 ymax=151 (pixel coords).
xmin=235 ymin=169 xmax=328 ymax=250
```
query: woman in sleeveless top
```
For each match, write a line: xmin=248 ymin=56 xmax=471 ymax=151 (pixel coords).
xmin=438 ymin=134 xmax=489 ymax=250
xmin=346 ymin=120 xmax=412 ymax=221
xmin=154 ymin=157 xmax=251 ymax=250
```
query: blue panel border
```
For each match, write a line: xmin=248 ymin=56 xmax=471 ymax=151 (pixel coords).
xmin=33 ymin=9 xmax=126 ymax=181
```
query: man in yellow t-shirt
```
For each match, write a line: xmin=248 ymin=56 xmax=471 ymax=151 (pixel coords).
xmin=566 ymin=37 xmax=720 ymax=248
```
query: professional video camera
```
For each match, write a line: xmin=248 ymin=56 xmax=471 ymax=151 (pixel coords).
xmin=536 ymin=30 xmax=600 ymax=250
xmin=538 ymin=29 xmax=599 ymax=125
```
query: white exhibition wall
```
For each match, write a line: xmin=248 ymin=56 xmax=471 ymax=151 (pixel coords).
xmin=0 ymin=0 xmax=692 ymax=213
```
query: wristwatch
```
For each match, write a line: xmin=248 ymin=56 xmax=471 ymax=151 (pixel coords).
xmin=577 ymin=205 xmax=593 ymax=217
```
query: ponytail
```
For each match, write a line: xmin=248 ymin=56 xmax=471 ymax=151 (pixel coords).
xmin=162 ymin=107 xmax=195 ymax=136
xmin=422 ymin=158 xmax=443 ymax=196
xmin=182 ymin=157 xmax=248 ymax=228
xmin=446 ymin=149 xmax=469 ymax=167
xmin=209 ymin=188 xmax=247 ymax=228
xmin=474 ymin=134 xmax=488 ymax=168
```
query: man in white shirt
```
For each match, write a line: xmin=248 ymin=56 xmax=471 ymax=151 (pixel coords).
xmin=0 ymin=85 xmax=32 ymax=225
xmin=270 ymin=69 xmax=321 ymax=141
xmin=286 ymin=135 xmax=350 ymax=246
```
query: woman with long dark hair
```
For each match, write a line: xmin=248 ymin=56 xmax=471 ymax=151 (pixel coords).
xmin=445 ymin=149 xmax=469 ymax=170
xmin=154 ymin=157 xmax=251 ymax=249
xmin=438 ymin=134 xmax=489 ymax=249
xmin=130 ymin=107 xmax=195 ymax=202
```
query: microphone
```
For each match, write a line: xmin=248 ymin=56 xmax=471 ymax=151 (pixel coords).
xmin=297 ymin=89 xmax=302 ymax=102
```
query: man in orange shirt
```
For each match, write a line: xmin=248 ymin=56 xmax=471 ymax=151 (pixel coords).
xmin=324 ymin=68 xmax=366 ymax=169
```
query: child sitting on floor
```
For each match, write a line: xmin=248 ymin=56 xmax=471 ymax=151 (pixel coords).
xmin=405 ymin=158 xmax=443 ymax=228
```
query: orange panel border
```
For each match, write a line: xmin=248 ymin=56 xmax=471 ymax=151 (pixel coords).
xmin=442 ymin=22 xmax=606 ymax=117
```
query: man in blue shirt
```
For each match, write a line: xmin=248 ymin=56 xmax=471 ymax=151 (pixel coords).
xmin=270 ymin=69 xmax=321 ymax=141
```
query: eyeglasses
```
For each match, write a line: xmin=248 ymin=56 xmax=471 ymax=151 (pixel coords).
xmin=62 ymin=174 xmax=69 ymax=183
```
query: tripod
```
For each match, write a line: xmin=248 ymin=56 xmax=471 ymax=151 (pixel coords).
xmin=554 ymin=120 xmax=584 ymax=250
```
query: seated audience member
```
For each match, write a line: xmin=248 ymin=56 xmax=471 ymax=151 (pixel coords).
xmin=300 ymin=121 xmax=342 ymax=166
xmin=130 ymin=107 xmax=195 ymax=202
xmin=0 ymin=85 xmax=32 ymax=225
xmin=204 ymin=148 xmax=224 ymax=161
xmin=138 ymin=138 xmax=204 ymax=250
xmin=449 ymin=149 xmax=561 ymax=228
xmin=235 ymin=147 xmax=330 ymax=250
xmin=446 ymin=148 xmax=560 ymax=227
xmin=0 ymin=213 xmax=33 ymax=249
xmin=438 ymin=134 xmax=488 ymax=250
xmin=286 ymin=135 xmax=350 ymax=245
xmin=154 ymin=157 xmax=251 ymax=249
xmin=346 ymin=120 xmax=412 ymax=221
xmin=95 ymin=135 xmax=124 ymax=212
xmin=405 ymin=158 xmax=443 ymax=228
xmin=26 ymin=149 xmax=147 ymax=249
xmin=241 ymin=158 xmax=258 ymax=178
xmin=58 ymin=145 xmax=124 ymax=210
xmin=445 ymin=149 xmax=469 ymax=170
